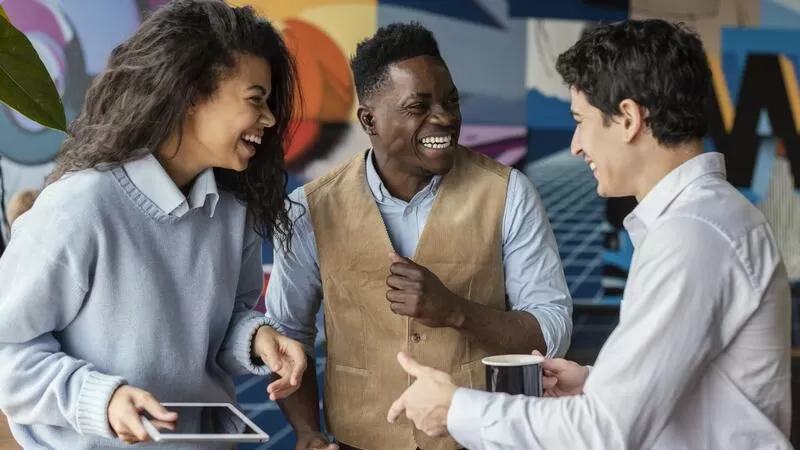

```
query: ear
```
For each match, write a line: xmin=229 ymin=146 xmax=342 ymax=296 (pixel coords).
xmin=357 ymin=105 xmax=376 ymax=136
xmin=618 ymin=99 xmax=644 ymax=143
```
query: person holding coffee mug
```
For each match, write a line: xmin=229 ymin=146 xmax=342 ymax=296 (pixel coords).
xmin=387 ymin=19 xmax=792 ymax=450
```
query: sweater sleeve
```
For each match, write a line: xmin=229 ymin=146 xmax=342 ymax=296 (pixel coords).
xmin=217 ymin=226 xmax=272 ymax=376
xmin=0 ymin=225 xmax=126 ymax=439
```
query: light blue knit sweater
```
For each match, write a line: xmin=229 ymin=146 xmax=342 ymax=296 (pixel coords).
xmin=0 ymin=159 xmax=271 ymax=449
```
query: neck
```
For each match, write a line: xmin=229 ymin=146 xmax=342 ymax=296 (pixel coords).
xmin=156 ymin=134 xmax=205 ymax=190
xmin=633 ymin=140 xmax=704 ymax=202
xmin=371 ymin=151 xmax=433 ymax=202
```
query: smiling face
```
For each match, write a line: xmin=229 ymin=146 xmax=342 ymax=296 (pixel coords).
xmin=359 ymin=55 xmax=461 ymax=177
xmin=569 ymin=88 xmax=643 ymax=198
xmin=181 ymin=53 xmax=276 ymax=173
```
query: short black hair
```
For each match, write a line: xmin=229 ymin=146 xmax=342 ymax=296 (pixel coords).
xmin=556 ymin=19 xmax=710 ymax=147
xmin=350 ymin=22 xmax=444 ymax=101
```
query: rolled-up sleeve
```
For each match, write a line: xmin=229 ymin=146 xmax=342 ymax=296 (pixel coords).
xmin=503 ymin=170 xmax=573 ymax=357
xmin=264 ymin=188 xmax=323 ymax=358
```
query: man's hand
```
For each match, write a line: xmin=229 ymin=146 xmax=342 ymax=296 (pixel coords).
xmin=387 ymin=352 xmax=457 ymax=438
xmin=107 ymin=385 xmax=177 ymax=444
xmin=534 ymin=350 xmax=589 ymax=397
xmin=253 ymin=326 xmax=308 ymax=400
xmin=295 ymin=431 xmax=339 ymax=450
xmin=386 ymin=253 xmax=463 ymax=328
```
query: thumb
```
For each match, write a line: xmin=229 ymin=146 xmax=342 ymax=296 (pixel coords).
xmin=389 ymin=252 xmax=416 ymax=265
xmin=396 ymin=351 xmax=425 ymax=378
xmin=541 ymin=357 xmax=570 ymax=373
xmin=531 ymin=350 xmax=544 ymax=357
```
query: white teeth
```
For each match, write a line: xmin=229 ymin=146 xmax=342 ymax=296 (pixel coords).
xmin=589 ymin=162 xmax=596 ymax=171
xmin=242 ymin=134 xmax=262 ymax=145
xmin=419 ymin=135 xmax=453 ymax=149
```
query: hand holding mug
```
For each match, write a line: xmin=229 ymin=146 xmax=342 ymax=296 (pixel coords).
xmin=533 ymin=350 xmax=589 ymax=397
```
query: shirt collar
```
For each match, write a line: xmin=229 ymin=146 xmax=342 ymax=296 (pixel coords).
xmin=123 ymin=154 xmax=219 ymax=218
xmin=364 ymin=148 xmax=442 ymax=202
xmin=624 ymin=152 xmax=726 ymax=240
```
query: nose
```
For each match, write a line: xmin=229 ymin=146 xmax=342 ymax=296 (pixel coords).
xmin=259 ymin=105 xmax=276 ymax=128
xmin=428 ymin=104 xmax=457 ymax=129
xmin=570 ymin=129 xmax=582 ymax=157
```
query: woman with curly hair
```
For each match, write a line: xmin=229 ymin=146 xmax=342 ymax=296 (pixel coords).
xmin=0 ymin=1 xmax=308 ymax=447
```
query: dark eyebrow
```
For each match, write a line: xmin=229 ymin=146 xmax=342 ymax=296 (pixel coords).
xmin=407 ymin=92 xmax=432 ymax=100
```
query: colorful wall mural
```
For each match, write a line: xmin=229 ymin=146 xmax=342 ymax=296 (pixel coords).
xmin=1 ymin=1 xmax=799 ymax=449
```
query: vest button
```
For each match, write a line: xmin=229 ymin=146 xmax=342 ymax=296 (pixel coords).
xmin=411 ymin=333 xmax=421 ymax=343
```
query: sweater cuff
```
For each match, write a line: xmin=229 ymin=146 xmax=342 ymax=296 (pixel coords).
xmin=220 ymin=312 xmax=272 ymax=376
xmin=76 ymin=372 xmax=126 ymax=438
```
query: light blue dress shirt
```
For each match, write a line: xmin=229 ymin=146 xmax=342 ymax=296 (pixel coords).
xmin=265 ymin=150 xmax=572 ymax=358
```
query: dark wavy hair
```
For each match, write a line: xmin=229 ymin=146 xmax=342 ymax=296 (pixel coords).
xmin=48 ymin=0 xmax=299 ymax=248
xmin=350 ymin=22 xmax=444 ymax=101
xmin=556 ymin=19 xmax=710 ymax=147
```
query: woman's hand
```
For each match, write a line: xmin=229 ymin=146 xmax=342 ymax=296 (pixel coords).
xmin=107 ymin=385 xmax=177 ymax=444
xmin=253 ymin=325 xmax=308 ymax=400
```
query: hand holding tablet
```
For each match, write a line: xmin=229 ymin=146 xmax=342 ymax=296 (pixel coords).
xmin=108 ymin=385 xmax=178 ymax=445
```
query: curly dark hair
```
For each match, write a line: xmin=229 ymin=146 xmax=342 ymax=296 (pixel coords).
xmin=555 ymin=19 xmax=710 ymax=147
xmin=350 ymin=22 xmax=444 ymax=101
xmin=48 ymin=0 xmax=299 ymax=249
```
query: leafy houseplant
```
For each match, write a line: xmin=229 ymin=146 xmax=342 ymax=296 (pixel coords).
xmin=0 ymin=4 xmax=67 ymax=132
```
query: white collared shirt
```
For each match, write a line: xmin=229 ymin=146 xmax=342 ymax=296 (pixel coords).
xmin=122 ymin=154 xmax=219 ymax=218
xmin=447 ymin=152 xmax=792 ymax=449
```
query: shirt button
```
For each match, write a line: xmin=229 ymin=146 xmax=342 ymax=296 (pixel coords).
xmin=411 ymin=333 xmax=421 ymax=343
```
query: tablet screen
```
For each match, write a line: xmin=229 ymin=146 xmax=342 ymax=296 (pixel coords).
xmin=147 ymin=405 xmax=261 ymax=435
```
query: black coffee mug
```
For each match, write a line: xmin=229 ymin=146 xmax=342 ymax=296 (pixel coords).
xmin=482 ymin=354 xmax=544 ymax=397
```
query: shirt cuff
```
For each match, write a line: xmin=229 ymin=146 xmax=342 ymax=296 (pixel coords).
xmin=446 ymin=388 xmax=496 ymax=449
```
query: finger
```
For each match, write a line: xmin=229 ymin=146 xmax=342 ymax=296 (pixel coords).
xmin=135 ymin=394 xmax=178 ymax=422
xmin=266 ymin=378 xmax=292 ymax=398
xmin=386 ymin=275 xmax=422 ymax=291
xmin=396 ymin=351 xmax=426 ymax=378
xmin=387 ymin=299 xmax=414 ymax=317
xmin=389 ymin=263 xmax=422 ymax=279
xmin=531 ymin=350 xmax=543 ymax=357
xmin=543 ymin=375 xmax=558 ymax=390
xmin=542 ymin=358 xmax=570 ymax=373
xmin=285 ymin=343 xmax=307 ymax=386
xmin=118 ymin=432 xmax=138 ymax=444
xmin=120 ymin=409 xmax=149 ymax=442
xmin=388 ymin=251 xmax=411 ymax=264
xmin=149 ymin=419 xmax=176 ymax=431
xmin=386 ymin=396 xmax=407 ymax=423
xmin=386 ymin=289 xmax=416 ymax=304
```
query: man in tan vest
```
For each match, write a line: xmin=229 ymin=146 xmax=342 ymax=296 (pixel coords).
xmin=264 ymin=22 xmax=572 ymax=450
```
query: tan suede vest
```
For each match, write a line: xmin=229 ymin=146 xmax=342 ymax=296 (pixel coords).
xmin=305 ymin=147 xmax=509 ymax=450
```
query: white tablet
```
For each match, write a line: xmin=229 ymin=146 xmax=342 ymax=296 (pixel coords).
xmin=141 ymin=402 xmax=269 ymax=443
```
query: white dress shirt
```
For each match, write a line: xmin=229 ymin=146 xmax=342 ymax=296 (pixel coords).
xmin=447 ymin=152 xmax=792 ymax=449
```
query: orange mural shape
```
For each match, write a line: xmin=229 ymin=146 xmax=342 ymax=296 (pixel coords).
xmin=282 ymin=18 xmax=355 ymax=164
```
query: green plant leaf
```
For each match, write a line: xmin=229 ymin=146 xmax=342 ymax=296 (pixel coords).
xmin=0 ymin=9 xmax=67 ymax=132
